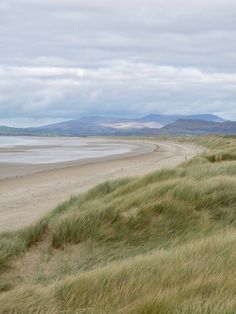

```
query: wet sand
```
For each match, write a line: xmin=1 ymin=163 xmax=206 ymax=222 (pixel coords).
xmin=0 ymin=137 xmax=153 ymax=176
xmin=0 ymin=140 xmax=203 ymax=231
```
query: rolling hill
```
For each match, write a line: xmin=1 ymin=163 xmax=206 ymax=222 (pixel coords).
xmin=163 ymin=119 xmax=236 ymax=135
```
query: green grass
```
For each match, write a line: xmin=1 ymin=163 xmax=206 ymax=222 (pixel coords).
xmin=0 ymin=136 xmax=235 ymax=313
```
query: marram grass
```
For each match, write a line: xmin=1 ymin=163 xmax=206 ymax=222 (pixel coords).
xmin=0 ymin=136 xmax=236 ymax=313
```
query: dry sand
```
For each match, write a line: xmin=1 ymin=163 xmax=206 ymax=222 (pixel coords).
xmin=0 ymin=140 xmax=203 ymax=232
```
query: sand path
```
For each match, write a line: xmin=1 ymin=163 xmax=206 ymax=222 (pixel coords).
xmin=0 ymin=140 xmax=203 ymax=231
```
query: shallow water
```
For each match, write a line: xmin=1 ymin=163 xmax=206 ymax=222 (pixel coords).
xmin=0 ymin=136 xmax=139 ymax=164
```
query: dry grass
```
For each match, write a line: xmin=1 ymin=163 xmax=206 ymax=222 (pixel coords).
xmin=0 ymin=136 xmax=235 ymax=313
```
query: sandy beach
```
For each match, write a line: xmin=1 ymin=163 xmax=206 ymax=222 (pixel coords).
xmin=0 ymin=137 xmax=154 ymax=177
xmin=0 ymin=139 xmax=203 ymax=231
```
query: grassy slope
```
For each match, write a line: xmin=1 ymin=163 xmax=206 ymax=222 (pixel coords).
xmin=0 ymin=136 xmax=235 ymax=313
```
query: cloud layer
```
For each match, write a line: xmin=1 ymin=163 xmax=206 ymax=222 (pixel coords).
xmin=0 ymin=0 xmax=236 ymax=125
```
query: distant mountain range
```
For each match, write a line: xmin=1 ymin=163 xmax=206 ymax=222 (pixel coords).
xmin=0 ymin=114 xmax=236 ymax=136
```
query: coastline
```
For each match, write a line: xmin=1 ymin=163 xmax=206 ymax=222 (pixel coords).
xmin=0 ymin=138 xmax=156 ymax=179
xmin=0 ymin=140 xmax=203 ymax=231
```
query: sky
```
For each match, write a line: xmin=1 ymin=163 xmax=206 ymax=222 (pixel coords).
xmin=0 ymin=0 xmax=236 ymax=126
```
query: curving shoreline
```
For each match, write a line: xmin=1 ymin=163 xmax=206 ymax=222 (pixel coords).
xmin=0 ymin=138 xmax=156 ymax=180
xmin=0 ymin=139 xmax=203 ymax=231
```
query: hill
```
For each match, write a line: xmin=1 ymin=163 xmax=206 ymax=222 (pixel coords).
xmin=0 ymin=126 xmax=28 ymax=136
xmin=0 ymin=136 xmax=236 ymax=313
xmin=163 ymin=119 xmax=236 ymax=135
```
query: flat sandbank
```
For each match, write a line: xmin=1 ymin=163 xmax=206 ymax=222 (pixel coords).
xmin=0 ymin=137 xmax=153 ymax=178
xmin=0 ymin=140 xmax=203 ymax=231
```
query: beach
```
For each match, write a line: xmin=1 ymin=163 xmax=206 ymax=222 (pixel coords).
xmin=0 ymin=138 xmax=203 ymax=231
xmin=0 ymin=137 xmax=154 ymax=178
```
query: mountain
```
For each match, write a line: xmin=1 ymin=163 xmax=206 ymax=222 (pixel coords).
xmin=36 ymin=118 xmax=116 ymax=136
xmin=162 ymin=119 xmax=236 ymax=135
xmin=185 ymin=114 xmax=225 ymax=123
xmin=34 ymin=113 xmax=225 ymax=135
xmin=0 ymin=113 xmax=234 ymax=136
xmin=36 ymin=117 xmax=162 ymax=136
xmin=40 ymin=115 xmax=163 ymax=132
xmin=138 ymin=113 xmax=224 ymax=125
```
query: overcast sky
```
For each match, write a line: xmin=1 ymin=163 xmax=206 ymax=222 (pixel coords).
xmin=0 ymin=0 xmax=236 ymax=126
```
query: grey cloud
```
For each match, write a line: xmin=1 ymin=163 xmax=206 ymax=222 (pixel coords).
xmin=1 ymin=63 xmax=235 ymax=121
xmin=0 ymin=0 xmax=236 ymax=124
